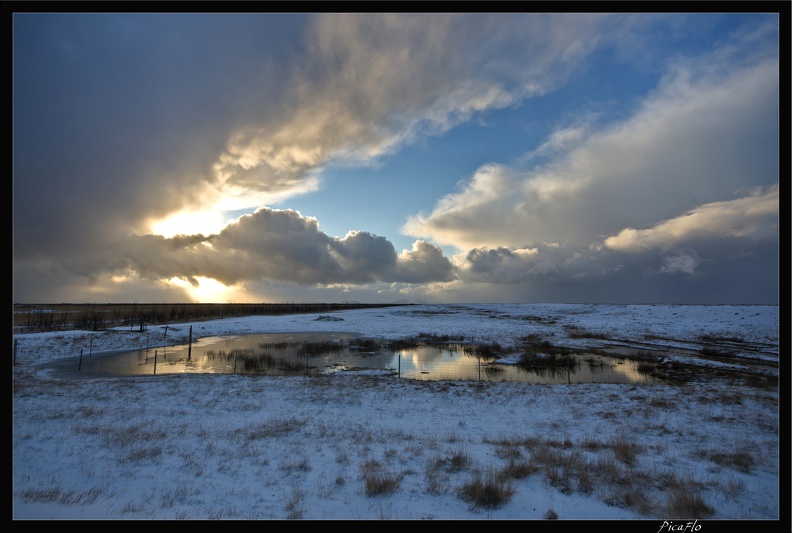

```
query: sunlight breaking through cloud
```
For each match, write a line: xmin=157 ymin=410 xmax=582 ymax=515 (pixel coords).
xmin=12 ymin=13 xmax=779 ymax=304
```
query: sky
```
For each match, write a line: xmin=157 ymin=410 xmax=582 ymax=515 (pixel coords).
xmin=12 ymin=303 xmax=781 ymax=521
xmin=11 ymin=10 xmax=782 ymax=305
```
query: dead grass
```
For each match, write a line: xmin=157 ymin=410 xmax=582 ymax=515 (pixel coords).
xmin=580 ymin=436 xmax=608 ymax=451
xmin=124 ymin=446 xmax=163 ymax=463
xmin=457 ymin=466 xmax=516 ymax=509
xmin=245 ymin=418 xmax=307 ymax=440
xmin=14 ymin=347 xmax=774 ymax=520
xmin=610 ymin=433 xmax=642 ymax=466
xmin=695 ymin=447 xmax=756 ymax=473
xmin=499 ymin=458 xmax=540 ymax=480
xmin=599 ymin=482 xmax=657 ymax=515
xmin=19 ymin=486 xmax=110 ymax=505
xmin=285 ymin=488 xmax=305 ymax=519
xmin=564 ymin=325 xmax=610 ymax=339
xmin=663 ymin=474 xmax=715 ymax=518
xmin=445 ymin=447 xmax=472 ymax=472
xmin=360 ymin=459 xmax=402 ymax=496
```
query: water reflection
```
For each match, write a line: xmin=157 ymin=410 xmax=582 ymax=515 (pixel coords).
xmin=39 ymin=332 xmax=663 ymax=384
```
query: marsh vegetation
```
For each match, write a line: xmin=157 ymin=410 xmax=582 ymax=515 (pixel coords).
xmin=13 ymin=303 xmax=778 ymax=519
xmin=42 ymin=331 xmax=673 ymax=385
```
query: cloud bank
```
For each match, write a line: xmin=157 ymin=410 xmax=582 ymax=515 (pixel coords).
xmin=117 ymin=208 xmax=455 ymax=287
xmin=12 ymin=13 xmax=779 ymax=304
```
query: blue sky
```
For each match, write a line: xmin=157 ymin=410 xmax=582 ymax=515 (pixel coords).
xmin=12 ymin=11 xmax=782 ymax=304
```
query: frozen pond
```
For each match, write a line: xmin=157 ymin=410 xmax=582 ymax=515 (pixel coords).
xmin=38 ymin=332 xmax=664 ymax=384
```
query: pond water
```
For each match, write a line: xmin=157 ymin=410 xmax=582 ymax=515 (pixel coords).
xmin=39 ymin=332 xmax=663 ymax=385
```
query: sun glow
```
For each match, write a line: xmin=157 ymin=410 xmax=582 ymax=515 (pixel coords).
xmin=150 ymin=210 xmax=228 ymax=238
xmin=168 ymin=276 xmax=241 ymax=303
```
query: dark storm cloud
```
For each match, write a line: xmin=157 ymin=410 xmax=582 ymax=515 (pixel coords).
xmin=110 ymin=208 xmax=455 ymax=287
xmin=12 ymin=12 xmax=779 ymax=304
xmin=13 ymin=13 xmax=611 ymax=302
xmin=13 ymin=13 xmax=307 ymax=257
xmin=448 ymin=187 xmax=779 ymax=305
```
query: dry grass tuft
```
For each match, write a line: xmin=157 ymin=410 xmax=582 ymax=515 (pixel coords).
xmin=445 ymin=447 xmax=473 ymax=472
xmin=499 ymin=458 xmax=540 ymax=480
xmin=360 ymin=459 xmax=402 ymax=496
xmin=457 ymin=466 xmax=516 ymax=509
xmin=19 ymin=486 xmax=108 ymax=505
xmin=610 ymin=433 xmax=642 ymax=466
xmin=704 ymin=449 xmax=756 ymax=473
xmin=425 ymin=456 xmax=450 ymax=495
xmin=663 ymin=476 xmax=715 ymax=518
xmin=245 ymin=417 xmax=307 ymax=440
xmin=285 ymin=488 xmax=304 ymax=519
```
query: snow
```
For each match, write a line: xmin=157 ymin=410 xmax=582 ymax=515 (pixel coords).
xmin=12 ymin=303 xmax=781 ymax=521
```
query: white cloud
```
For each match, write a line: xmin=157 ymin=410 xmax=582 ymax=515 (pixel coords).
xmin=603 ymin=184 xmax=778 ymax=252
xmin=393 ymin=241 xmax=456 ymax=283
xmin=110 ymin=208 xmax=456 ymax=288
xmin=658 ymin=248 xmax=701 ymax=275
xmin=402 ymin=47 xmax=779 ymax=252
xmin=208 ymin=14 xmax=613 ymax=214
xmin=13 ymin=14 xmax=779 ymax=305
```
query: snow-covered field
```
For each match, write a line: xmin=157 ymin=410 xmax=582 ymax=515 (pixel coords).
xmin=12 ymin=303 xmax=780 ymax=521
